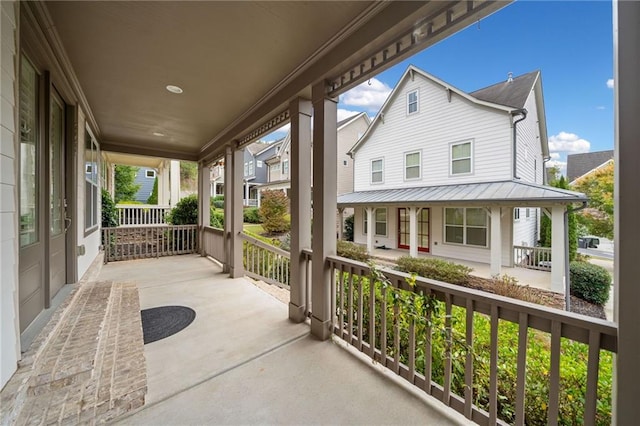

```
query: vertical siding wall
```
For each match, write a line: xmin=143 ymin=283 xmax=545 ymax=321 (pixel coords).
xmin=353 ymin=74 xmax=513 ymax=192
xmin=515 ymin=89 xmax=544 ymax=184
xmin=0 ymin=0 xmax=19 ymax=389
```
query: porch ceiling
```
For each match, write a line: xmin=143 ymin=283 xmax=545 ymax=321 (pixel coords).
xmin=44 ymin=1 xmax=509 ymax=162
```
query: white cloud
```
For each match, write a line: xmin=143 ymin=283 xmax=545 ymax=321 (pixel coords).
xmin=606 ymin=78 xmax=614 ymax=89
xmin=549 ymin=152 xmax=561 ymax=160
xmin=547 ymin=159 xmax=568 ymax=175
xmin=337 ymin=109 xmax=360 ymax=122
xmin=548 ymin=131 xmax=591 ymax=154
xmin=340 ymin=78 xmax=392 ymax=112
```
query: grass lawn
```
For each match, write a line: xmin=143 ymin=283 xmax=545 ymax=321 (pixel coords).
xmin=243 ymin=223 xmax=265 ymax=235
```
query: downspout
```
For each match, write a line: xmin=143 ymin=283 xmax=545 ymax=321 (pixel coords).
xmin=542 ymin=155 xmax=551 ymax=185
xmin=564 ymin=201 xmax=589 ymax=311
xmin=511 ymin=108 xmax=528 ymax=180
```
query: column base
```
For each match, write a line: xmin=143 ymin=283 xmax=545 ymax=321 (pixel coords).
xmin=310 ymin=315 xmax=332 ymax=341
xmin=288 ymin=302 xmax=307 ymax=323
xmin=230 ymin=266 xmax=244 ymax=278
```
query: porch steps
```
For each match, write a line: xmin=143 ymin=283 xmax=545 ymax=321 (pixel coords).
xmin=0 ymin=280 xmax=147 ymax=425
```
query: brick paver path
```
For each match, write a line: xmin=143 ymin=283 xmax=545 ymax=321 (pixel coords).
xmin=0 ymin=281 xmax=146 ymax=425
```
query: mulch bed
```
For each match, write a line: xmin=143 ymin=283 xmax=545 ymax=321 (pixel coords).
xmin=464 ymin=275 xmax=607 ymax=320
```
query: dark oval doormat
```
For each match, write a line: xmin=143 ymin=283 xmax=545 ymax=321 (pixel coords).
xmin=141 ymin=306 xmax=196 ymax=344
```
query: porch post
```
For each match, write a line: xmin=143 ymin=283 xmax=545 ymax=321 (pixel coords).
xmin=550 ymin=205 xmax=566 ymax=293
xmin=257 ymin=188 xmax=261 ymax=208
xmin=212 ymin=181 xmax=217 ymax=197
xmin=311 ymin=81 xmax=338 ymax=340
xmin=615 ymin=2 xmax=640 ymax=421
xmin=169 ymin=159 xmax=180 ymax=207
xmin=490 ymin=207 xmax=502 ymax=276
xmin=366 ymin=207 xmax=374 ymax=254
xmin=337 ymin=208 xmax=345 ymax=240
xmin=198 ymin=162 xmax=210 ymax=255
xmin=409 ymin=207 xmax=418 ymax=257
xmin=244 ymin=179 xmax=249 ymax=205
xmin=289 ymin=97 xmax=312 ymax=323
xmin=223 ymin=146 xmax=233 ymax=273
xmin=230 ymin=147 xmax=244 ymax=278
xmin=159 ymin=160 xmax=170 ymax=206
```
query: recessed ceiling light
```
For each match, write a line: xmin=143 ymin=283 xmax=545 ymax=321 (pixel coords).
xmin=166 ymin=85 xmax=183 ymax=94
xmin=153 ymin=132 xmax=165 ymax=137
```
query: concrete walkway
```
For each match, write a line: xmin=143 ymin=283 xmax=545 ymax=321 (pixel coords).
xmin=100 ymin=255 xmax=470 ymax=425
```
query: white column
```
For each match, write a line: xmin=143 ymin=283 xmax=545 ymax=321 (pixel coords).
xmin=311 ymin=81 xmax=338 ymax=340
xmin=223 ymin=147 xmax=233 ymax=273
xmin=490 ymin=207 xmax=502 ymax=276
xmin=550 ymin=205 xmax=566 ymax=293
xmin=169 ymin=159 xmax=180 ymax=207
xmin=230 ymin=148 xmax=244 ymax=278
xmin=409 ymin=207 xmax=418 ymax=257
xmin=198 ymin=162 xmax=211 ymax=255
xmin=366 ymin=207 xmax=374 ymax=254
xmin=244 ymin=180 xmax=249 ymax=205
xmin=615 ymin=2 xmax=640 ymax=421
xmin=337 ymin=208 xmax=345 ymax=241
xmin=257 ymin=188 xmax=261 ymax=208
xmin=289 ymin=97 xmax=313 ymax=323
xmin=158 ymin=161 xmax=170 ymax=206
xmin=212 ymin=181 xmax=217 ymax=197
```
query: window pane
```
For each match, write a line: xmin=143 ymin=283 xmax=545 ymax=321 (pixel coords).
xmin=363 ymin=209 xmax=368 ymax=234
xmin=452 ymin=158 xmax=471 ymax=174
xmin=445 ymin=226 xmax=464 ymax=244
xmin=408 ymin=92 xmax=417 ymax=103
xmin=452 ymin=142 xmax=471 ymax=159
xmin=405 ymin=166 xmax=420 ymax=179
xmin=406 ymin=152 xmax=420 ymax=167
xmin=466 ymin=208 xmax=487 ymax=226
xmin=420 ymin=234 xmax=429 ymax=247
xmin=376 ymin=208 xmax=386 ymax=222
xmin=372 ymin=159 xmax=382 ymax=172
xmin=372 ymin=170 xmax=382 ymax=183
xmin=445 ymin=208 xmax=463 ymax=225
xmin=467 ymin=227 xmax=487 ymax=246
xmin=50 ymin=97 xmax=63 ymax=236
xmin=19 ymin=58 xmax=39 ymax=247
xmin=376 ymin=222 xmax=386 ymax=236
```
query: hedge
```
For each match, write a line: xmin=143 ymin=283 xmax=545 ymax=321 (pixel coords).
xmin=570 ymin=261 xmax=612 ymax=305
xmin=336 ymin=241 xmax=370 ymax=262
xmin=396 ymin=256 xmax=472 ymax=285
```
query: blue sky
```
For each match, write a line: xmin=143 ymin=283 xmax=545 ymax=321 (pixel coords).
xmin=264 ymin=1 xmax=614 ymax=173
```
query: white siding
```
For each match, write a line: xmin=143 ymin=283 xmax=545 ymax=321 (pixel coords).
xmin=0 ymin=0 xmax=19 ymax=389
xmin=515 ymin=88 xmax=544 ymax=184
xmin=513 ymin=207 xmax=538 ymax=248
xmin=353 ymin=74 xmax=513 ymax=192
xmin=353 ymin=206 xmax=397 ymax=249
xmin=76 ymin=110 xmax=101 ymax=280
xmin=337 ymin=115 xmax=368 ymax=195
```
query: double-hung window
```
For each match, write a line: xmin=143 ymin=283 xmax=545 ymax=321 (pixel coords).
xmin=451 ymin=141 xmax=472 ymax=175
xmin=363 ymin=208 xmax=387 ymax=236
xmin=282 ymin=159 xmax=289 ymax=176
xmin=248 ymin=160 xmax=255 ymax=176
xmin=371 ymin=159 xmax=383 ymax=183
xmin=407 ymin=90 xmax=419 ymax=114
xmin=405 ymin=151 xmax=421 ymax=180
xmin=444 ymin=208 xmax=487 ymax=247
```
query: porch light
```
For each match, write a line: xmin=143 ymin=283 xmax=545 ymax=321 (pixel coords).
xmin=166 ymin=85 xmax=183 ymax=94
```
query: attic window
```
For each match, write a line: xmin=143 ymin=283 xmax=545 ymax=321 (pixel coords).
xmin=145 ymin=170 xmax=156 ymax=178
xmin=407 ymin=90 xmax=419 ymax=115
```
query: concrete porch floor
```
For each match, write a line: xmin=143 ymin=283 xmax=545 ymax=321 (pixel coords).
xmin=99 ymin=255 xmax=471 ymax=425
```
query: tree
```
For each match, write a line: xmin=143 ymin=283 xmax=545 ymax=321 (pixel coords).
xmin=101 ymin=189 xmax=118 ymax=228
xmin=259 ymin=190 xmax=290 ymax=234
xmin=180 ymin=161 xmax=198 ymax=192
xmin=539 ymin=176 xmax=578 ymax=261
xmin=572 ymin=161 xmax=614 ymax=238
xmin=146 ymin=177 xmax=158 ymax=204
xmin=114 ymin=165 xmax=141 ymax=203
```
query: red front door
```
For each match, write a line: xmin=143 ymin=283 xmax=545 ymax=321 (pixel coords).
xmin=397 ymin=208 xmax=430 ymax=252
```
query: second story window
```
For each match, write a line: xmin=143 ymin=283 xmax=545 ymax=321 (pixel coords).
xmin=244 ymin=162 xmax=249 ymax=176
xmin=257 ymin=160 xmax=263 ymax=168
xmin=405 ymin=151 xmax=421 ymax=180
xmin=407 ymin=90 xmax=419 ymax=114
xmin=282 ymin=159 xmax=289 ymax=176
xmin=451 ymin=141 xmax=472 ymax=175
xmin=248 ymin=160 xmax=254 ymax=176
xmin=371 ymin=159 xmax=383 ymax=184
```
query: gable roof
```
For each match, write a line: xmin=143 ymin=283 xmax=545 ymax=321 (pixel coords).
xmin=349 ymin=65 xmax=538 ymax=155
xmin=246 ymin=141 xmax=269 ymax=156
xmin=337 ymin=111 xmax=370 ymax=130
xmin=470 ymin=71 xmax=540 ymax=109
xmin=566 ymin=150 xmax=614 ymax=182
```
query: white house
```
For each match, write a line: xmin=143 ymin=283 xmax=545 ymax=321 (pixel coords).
xmin=339 ymin=66 xmax=587 ymax=292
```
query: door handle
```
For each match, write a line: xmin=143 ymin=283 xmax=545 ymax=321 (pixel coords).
xmin=64 ymin=217 xmax=72 ymax=233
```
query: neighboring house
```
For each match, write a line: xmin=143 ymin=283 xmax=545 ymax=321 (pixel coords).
xmin=566 ymin=150 xmax=614 ymax=185
xmin=339 ymin=65 xmax=586 ymax=291
xmin=132 ymin=167 xmax=157 ymax=203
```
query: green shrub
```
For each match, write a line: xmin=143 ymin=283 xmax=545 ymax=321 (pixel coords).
xmin=259 ymin=190 xmax=290 ymax=234
xmin=101 ymin=189 xmax=118 ymax=228
xmin=210 ymin=208 xmax=224 ymax=228
xmin=146 ymin=177 xmax=158 ymax=204
xmin=344 ymin=214 xmax=354 ymax=241
xmin=570 ymin=261 xmax=611 ymax=305
xmin=396 ymin=256 xmax=471 ymax=285
xmin=243 ymin=207 xmax=262 ymax=224
xmin=118 ymin=200 xmax=143 ymax=205
xmin=167 ymin=194 xmax=198 ymax=225
xmin=337 ymin=240 xmax=370 ymax=262
xmin=213 ymin=200 xmax=224 ymax=209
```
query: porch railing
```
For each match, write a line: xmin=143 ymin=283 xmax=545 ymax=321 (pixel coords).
xmin=240 ymin=233 xmax=290 ymax=288
xmin=243 ymin=198 xmax=258 ymax=207
xmin=513 ymin=245 xmax=552 ymax=271
xmin=325 ymin=255 xmax=617 ymax=425
xmin=202 ymin=226 xmax=227 ymax=265
xmin=102 ymin=225 xmax=198 ymax=263
xmin=116 ymin=204 xmax=171 ymax=226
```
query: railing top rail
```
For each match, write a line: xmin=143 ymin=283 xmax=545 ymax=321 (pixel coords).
xmin=326 ymin=254 xmax=617 ymax=352
xmin=239 ymin=232 xmax=290 ymax=257
xmin=513 ymin=245 xmax=551 ymax=250
xmin=102 ymin=224 xmax=197 ymax=230
xmin=115 ymin=204 xmax=171 ymax=208
xmin=203 ymin=226 xmax=225 ymax=235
